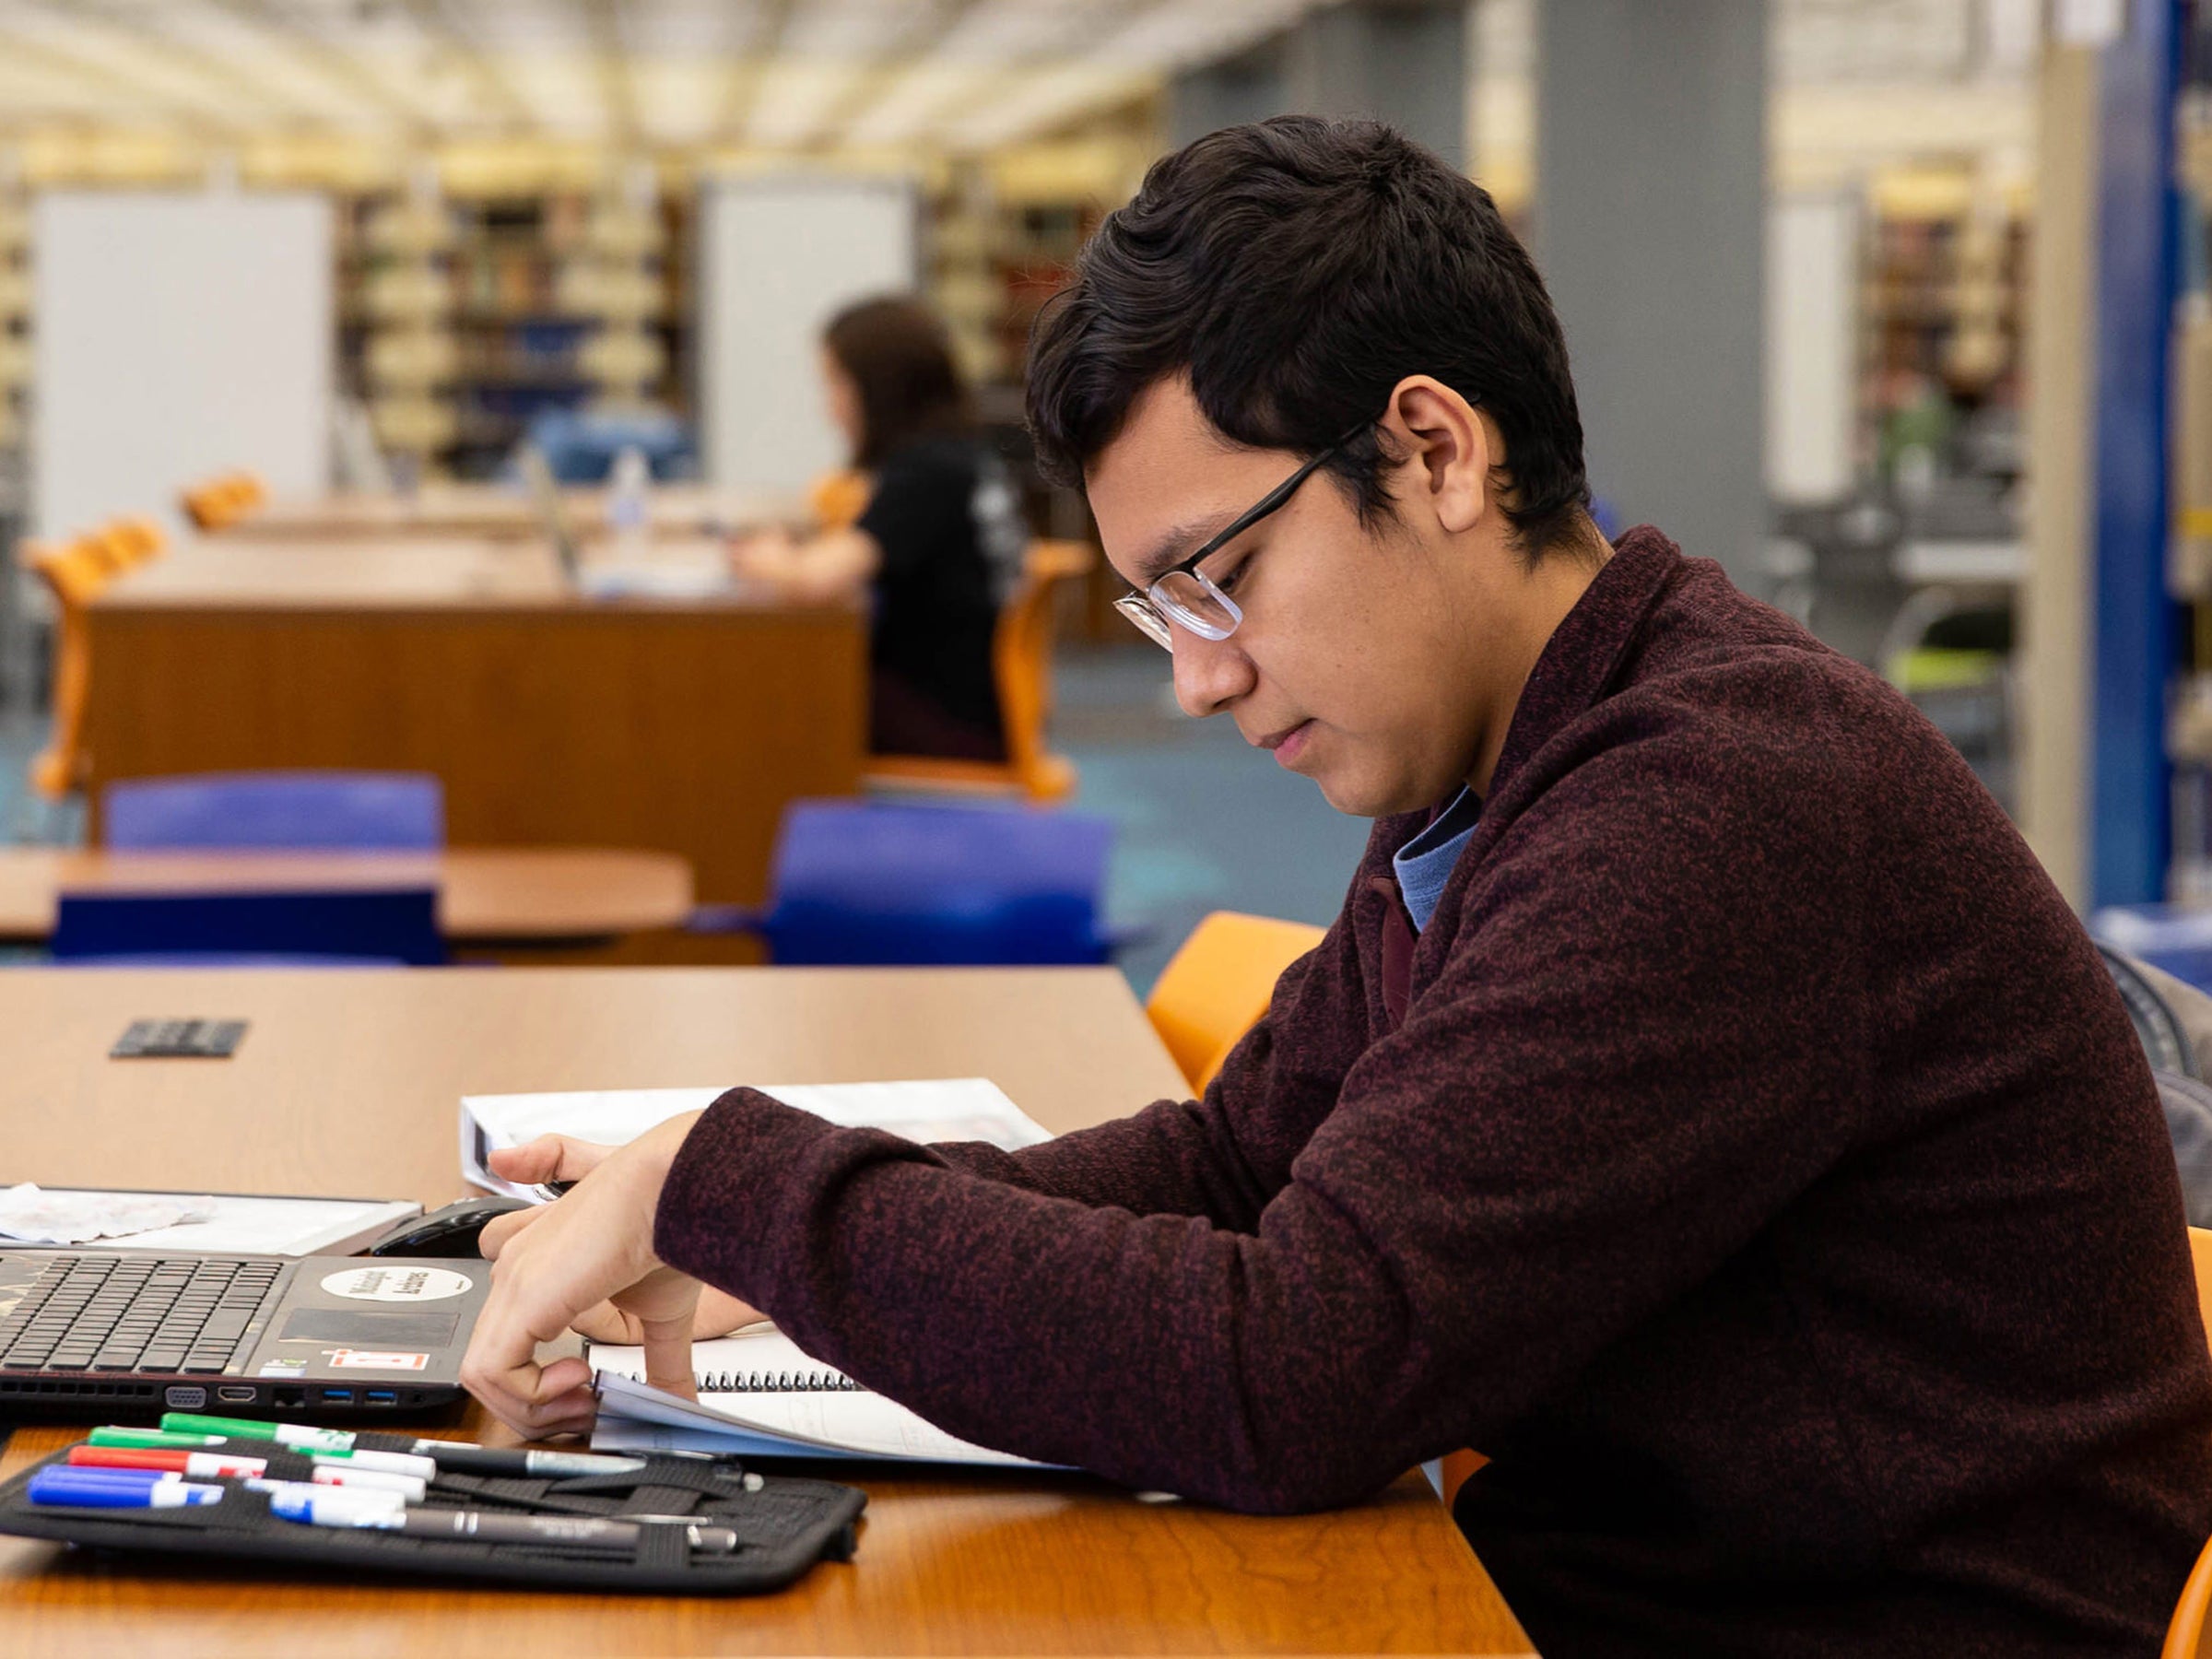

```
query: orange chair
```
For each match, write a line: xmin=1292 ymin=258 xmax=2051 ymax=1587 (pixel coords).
xmin=20 ymin=537 xmax=113 ymax=801
xmin=87 ymin=516 xmax=164 ymax=575
xmin=110 ymin=515 xmax=167 ymax=567
xmin=865 ymin=539 xmax=1093 ymax=805
xmin=181 ymin=472 xmax=265 ymax=532
xmin=2166 ymin=1230 xmax=2212 ymax=1657
xmin=807 ymin=468 xmax=870 ymax=534
xmin=1145 ymin=911 xmax=1327 ymax=1096
xmin=181 ymin=478 xmax=231 ymax=532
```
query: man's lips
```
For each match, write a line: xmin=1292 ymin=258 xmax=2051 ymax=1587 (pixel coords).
xmin=1252 ymin=719 xmax=1313 ymax=757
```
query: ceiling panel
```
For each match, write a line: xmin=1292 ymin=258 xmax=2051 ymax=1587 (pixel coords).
xmin=0 ymin=0 xmax=2041 ymax=159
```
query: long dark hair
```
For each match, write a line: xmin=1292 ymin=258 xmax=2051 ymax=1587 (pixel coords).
xmin=1027 ymin=116 xmax=1593 ymax=559
xmin=824 ymin=295 xmax=972 ymax=470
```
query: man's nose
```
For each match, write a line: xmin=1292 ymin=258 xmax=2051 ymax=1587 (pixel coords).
xmin=1171 ymin=627 xmax=1256 ymax=718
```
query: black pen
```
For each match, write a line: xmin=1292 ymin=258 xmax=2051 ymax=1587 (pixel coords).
xmin=272 ymin=1492 xmax=741 ymax=1553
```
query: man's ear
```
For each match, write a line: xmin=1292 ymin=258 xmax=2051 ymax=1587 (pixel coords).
xmin=1377 ymin=376 xmax=1490 ymax=536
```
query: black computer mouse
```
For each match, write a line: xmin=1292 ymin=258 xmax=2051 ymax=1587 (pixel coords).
xmin=366 ymin=1196 xmax=531 ymax=1258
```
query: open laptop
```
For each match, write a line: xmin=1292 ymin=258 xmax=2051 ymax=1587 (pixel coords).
xmin=0 ymin=1250 xmax=488 ymax=1419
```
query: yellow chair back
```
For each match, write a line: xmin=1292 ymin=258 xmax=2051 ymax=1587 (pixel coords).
xmin=1145 ymin=911 xmax=1327 ymax=1096
xmin=808 ymin=468 xmax=870 ymax=534
xmin=865 ymin=538 xmax=1093 ymax=804
xmin=86 ymin=516 xmax=164 ymax=575
xmin=20 ymin=537 xmax=113 ymax=800
xmin=2157 ymin=1229 xmax=2212 ymax=1658
xmin=182 ymin=472 xmax=265 ymax=531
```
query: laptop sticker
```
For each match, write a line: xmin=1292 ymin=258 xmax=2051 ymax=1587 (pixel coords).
xmin=324 ymin=1348 xmax=430 ymax=1371
xmin=320 ymin=1265 xmax=473 ymax=1303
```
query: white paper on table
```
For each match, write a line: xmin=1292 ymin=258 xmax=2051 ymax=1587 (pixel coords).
xmin=461 ymin=1078 xmax=1053 ymax=1200
xmin=576 ymin=564 xmax=734 ymax=601
xmin=0 ymin=1183 xmax=215 ymax=1244
xmin=0 ymin=1186 xmax=418 ymax=1254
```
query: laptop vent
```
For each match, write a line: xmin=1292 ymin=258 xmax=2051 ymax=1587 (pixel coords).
xmin=0 ymin=1379 xmax=160 ymax=1398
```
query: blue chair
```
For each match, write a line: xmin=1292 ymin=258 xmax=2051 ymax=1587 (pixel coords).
xmin=694 ymin=800 xmax=1116 ymax=966
xmin=51 ymin=888 xmax=444 ymax=967
xmin=104 ymin=772 xmax=444 ymax=852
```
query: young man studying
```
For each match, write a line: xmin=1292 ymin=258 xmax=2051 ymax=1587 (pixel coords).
xmin=462 ymin=118 xmax=2212 ymax=1655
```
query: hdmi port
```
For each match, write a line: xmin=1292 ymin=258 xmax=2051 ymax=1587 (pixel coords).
xmin=216 ymin=1386 xmax=257 ymax=1402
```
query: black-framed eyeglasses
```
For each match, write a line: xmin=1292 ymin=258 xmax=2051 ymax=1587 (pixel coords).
xmin=1113 ymin=421 xmax=1371 ymax=651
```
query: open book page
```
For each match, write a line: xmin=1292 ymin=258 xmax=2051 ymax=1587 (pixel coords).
xmin=583 ymin=1362 xmax=1040 ymax=1468
xmin=461 ymin=1078 xmax=1052 ymax=1199
xmin=590 ymin=1410 xmax=873 ymax=1461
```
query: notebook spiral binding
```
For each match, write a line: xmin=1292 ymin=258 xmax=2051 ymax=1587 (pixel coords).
xmin=700 ymin=1368 xmax=866 ymax=1394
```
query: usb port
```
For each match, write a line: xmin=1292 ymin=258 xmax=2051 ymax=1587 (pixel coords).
xmin=319 ymin=1388 xmax=353 ymax=1404
xmin=215 ymin=1385 xmax=257 ymax=1403
xmin=363 ymin=1389 xmax=398 ymax=1406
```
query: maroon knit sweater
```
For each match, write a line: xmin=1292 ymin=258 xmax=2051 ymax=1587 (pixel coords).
xmin=657 ymin=527 xmax=2212 ymax=1655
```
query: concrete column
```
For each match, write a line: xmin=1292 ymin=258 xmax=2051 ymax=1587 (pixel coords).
xmin=2019 ymin=45 xmax=2100 ymax=906
xmin=1535 ymin=0 xmax=1768 ymax=590
xmin=1170 ymin=1 xmax=1467 ymax=166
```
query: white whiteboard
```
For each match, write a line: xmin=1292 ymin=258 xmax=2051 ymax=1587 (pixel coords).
xmin=34 ymin=191 xmax=332 ymax=538
xmin=698 ymin=176 xmax=917 ymax=490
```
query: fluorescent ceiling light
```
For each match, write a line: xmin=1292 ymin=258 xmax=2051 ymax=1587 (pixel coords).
xmin=630 ymin=59 xmax=729 ymax=146
xmin=747 ymin=59 xmax=877 ymax=147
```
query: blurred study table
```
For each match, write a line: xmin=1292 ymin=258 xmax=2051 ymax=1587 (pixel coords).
xmin=80 ymin=538 xmax=865 ymax=910
xmin=232 ymin=483 xmax=797 ymax=541
xmin=0 ymin=965 xmax=1527 ymax=1655
xmin=0 ymin=846 xmax=694 ymax=951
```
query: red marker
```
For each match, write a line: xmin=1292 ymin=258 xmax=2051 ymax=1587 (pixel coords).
xmin=69 ymin=1445 xmax=265 ymax=1479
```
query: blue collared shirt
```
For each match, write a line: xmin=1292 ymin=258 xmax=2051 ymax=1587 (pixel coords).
xmin=1391 ymin=787 xmax=1484 ymax=932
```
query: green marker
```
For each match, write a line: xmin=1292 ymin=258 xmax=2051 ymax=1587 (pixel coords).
xmin=147 ymin=1417 xmax=435 ymax=1480
xmin=162 ymin=1413 xmax=354 ymax=1453
xmin=145 ymin=1416 xmax=646 ymax=1479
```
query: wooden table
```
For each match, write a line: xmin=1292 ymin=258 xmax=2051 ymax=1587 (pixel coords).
xmin=0 ymin=968 xmax=1528 ymax=1655
xmin=81 ymin=539 xmax=866 ymax=908
xmin=0 ymin=847 xmax=695 ymax=948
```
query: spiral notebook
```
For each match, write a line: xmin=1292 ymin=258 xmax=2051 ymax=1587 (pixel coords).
xmin=589 ymin=1327 xmax=1052 ymax=1469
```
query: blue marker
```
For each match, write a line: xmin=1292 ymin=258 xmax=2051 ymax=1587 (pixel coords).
xmin=29 ymin=1469 xmax=222 ymax=1509
xmin=29 ymin=1464 xmax=394 ymax=1513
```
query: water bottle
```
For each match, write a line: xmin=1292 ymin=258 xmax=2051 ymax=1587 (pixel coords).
xmin=607 ymin=443 xmax=651 ymax=562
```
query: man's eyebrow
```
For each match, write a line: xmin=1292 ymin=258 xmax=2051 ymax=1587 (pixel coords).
xmin=1131 ymin=513 xmax=1237 ymax=585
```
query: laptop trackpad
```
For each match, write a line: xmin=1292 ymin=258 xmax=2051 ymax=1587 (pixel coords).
xmin=280 ymin=1309 xmax=460 ymax=1347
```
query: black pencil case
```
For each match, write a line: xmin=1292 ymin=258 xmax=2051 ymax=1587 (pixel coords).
xmin=0 ymin=1430 xmax=865 ymax=1594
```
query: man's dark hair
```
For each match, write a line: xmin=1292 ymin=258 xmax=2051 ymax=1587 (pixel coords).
xmin=824 ymin=294 xmax=972 ymax=470
xmin=1026 ymin=116 xmax=1592 ymax=558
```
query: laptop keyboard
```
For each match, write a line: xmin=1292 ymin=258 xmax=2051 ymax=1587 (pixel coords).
xmin=0 ymin=1255 xmax=282 ymax=1376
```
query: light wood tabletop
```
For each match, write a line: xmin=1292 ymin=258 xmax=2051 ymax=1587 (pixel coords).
xmin=0 ymin=967 xmax=1529 ymax=1655
xmin=233 ymin=485 xmax=795 ymax=541
xmin=0 ymin=846 xmax=696 ymax=946
xmin=105 ymin=535 xmax=764 ymax=610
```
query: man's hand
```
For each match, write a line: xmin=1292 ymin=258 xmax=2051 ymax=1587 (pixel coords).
xmin=459 ymin=1113 xmax=712 ymax=1440
xmin=478 ymin=1134 xmax=768 ymax=1347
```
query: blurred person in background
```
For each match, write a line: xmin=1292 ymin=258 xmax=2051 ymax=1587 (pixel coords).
xmin=732 ymin=294 xmax=1026 ymax=761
